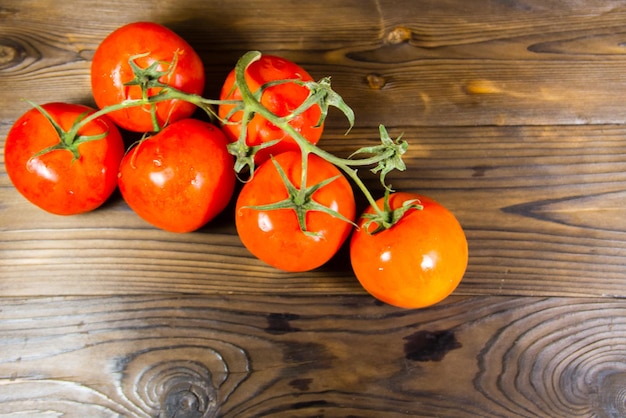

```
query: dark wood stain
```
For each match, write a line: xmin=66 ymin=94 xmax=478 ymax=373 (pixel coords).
xmin=265 ymin=312 xmax=301 ymax=334
xmin=403 ymin=330 xmax=462 ymax=362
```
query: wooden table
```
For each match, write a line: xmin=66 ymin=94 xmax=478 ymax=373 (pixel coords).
xmin=2 ymin=1 xmax=626 ymax=416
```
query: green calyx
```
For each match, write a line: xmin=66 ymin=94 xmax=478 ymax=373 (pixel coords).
xmin=296 ymin=77 xmax=354 ymax=131
xmin=125 ymin=51 xmax=179 ymax=92
xmin=240 ymin=155 xmax=355 ymax=238
xmin=124 ymin=52 xmax=182 ymax=132
xmin=360 ymin=188 xmax=423 ymax=235
xmin=28 ymin=101 xmax=108 ymax=162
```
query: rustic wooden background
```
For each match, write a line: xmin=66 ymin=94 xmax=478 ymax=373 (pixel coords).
xmin=2 ymin=0 xmax=626 ymax=416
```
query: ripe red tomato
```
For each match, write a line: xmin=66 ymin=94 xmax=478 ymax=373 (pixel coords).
xmin=117 ymin=119 xmax=236 ymax=233
xmin=350 ymin=192 xmax=468 ymax=309
xmin=218 ymin=55 xmax=323 ymax=164
xmin=4 ymin=102 xmax=124 ymax=215
xmin=235 ymin=151 xmax=355 ymax=272
xmin=91 ymin=22 xmax=205 ymax=132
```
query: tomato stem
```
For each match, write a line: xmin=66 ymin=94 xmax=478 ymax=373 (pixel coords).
xmin=228 ymin=51 xmax=393 ymax=220
xmin=30 ymin=49 xmax=413 ymax=231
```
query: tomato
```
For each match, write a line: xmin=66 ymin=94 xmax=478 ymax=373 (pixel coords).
xmin=91 ymin=22 xmax=205 ymax=132
xmin=350 ymin=192 xmax=468 ymax=309
xmin=218 ymin=54 xmax=323 ymax=164
xmin=4 ymin=102 xmax=124 ymax=215
xmin=235 ymin=151 xmax=355 ymax=272
xmin=117 ymin=119 xmax=236 ymax=233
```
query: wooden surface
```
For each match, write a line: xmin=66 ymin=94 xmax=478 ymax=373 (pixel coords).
xmin=2 ymin=0 xmax=626 ymax=416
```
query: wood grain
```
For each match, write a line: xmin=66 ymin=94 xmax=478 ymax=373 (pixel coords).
xmin=2 ymin=124 xmax=626 ymax=298
xmin=3 ymin=0 xmax=626 ymax=416
xmin=2 ymin=295 xmax=626 ymax=417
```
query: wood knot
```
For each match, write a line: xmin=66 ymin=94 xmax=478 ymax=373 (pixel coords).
xmin=366 ymin=73 xmax=386 ymax=90
xmin=161 ymin=378 xmax=217 ymax=418
xmin=0 ymin=38 xmax=27 ymax=69
xmin=385 ymin=27 xmax=413 ymax=45
xmin=594 ymin=372 xmax=626 ymax=418
xmin=130 ymin=359 xmax=219 ymax=418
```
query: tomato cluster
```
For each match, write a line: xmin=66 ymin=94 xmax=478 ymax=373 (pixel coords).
xmin=3 ymin=22 xmax=468 ymax=309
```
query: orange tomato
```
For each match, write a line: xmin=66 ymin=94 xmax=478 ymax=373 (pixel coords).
xmin=350 ymin=192 xmax=468 ymax=308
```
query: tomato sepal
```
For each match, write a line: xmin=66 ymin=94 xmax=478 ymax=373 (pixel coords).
xmin=124 ymin=51 xmax=179 ymax=91
xmin=26 ymin=101 xmax=109 ymax=162
xmin=227 ymin=138 xmax=281 ymax=176
xmin=239 ymin=155 xmax=356 ymax=237
xmin=298 ymin=77 xmax=354 ymax=131
xmin=360 ymin=189 xmax=423 ymax=235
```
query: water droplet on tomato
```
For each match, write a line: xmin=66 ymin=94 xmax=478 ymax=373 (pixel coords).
xmin=153 ymin=159 xmax=162 ymax=167
xmin=190 ymin=173 xmax=203 ymax=189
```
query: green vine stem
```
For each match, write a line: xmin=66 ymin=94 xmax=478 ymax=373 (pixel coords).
xmin=32 ymin=50 xmax=415 ymax=232
xmin=229 ymin=51 xmax=411 ymax=223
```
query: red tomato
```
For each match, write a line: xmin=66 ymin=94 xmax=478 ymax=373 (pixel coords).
xmin=350 ymin=192 xmax=468 ymax=309
xmin=218 ymin=55 xmax=323 ymax=164
xmin=235 ymin=151 xmax=355 ymax=272
xmin=91 ymin=22 xmax=205 ymax=132
xmin=117 ymin=119 xmax=236 ymax=233
xmin=4 ymin=102 xmax=124 ymax=215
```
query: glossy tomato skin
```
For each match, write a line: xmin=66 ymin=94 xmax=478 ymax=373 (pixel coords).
xmin=117 ymin=119 xmax=235 ymax=233
xmin=218 ymin=55 xmax=323 ymax=164
xmin=91 ymin=22 xmax=205 ymax=132
xmin=350 ymin=192 xmax=468 ymax=309
xmin=235 ymin=151 xmax=355 ymax=272
xmin=4 ymin=102 xmax=124 ymax=215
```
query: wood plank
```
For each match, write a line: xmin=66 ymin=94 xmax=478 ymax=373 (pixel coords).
xmin=3 ymin=0 xmax=626 ymax=126
xmin=1 ymin=294 xmax=625 ymax=417
xmin=3 ymin=0 xmax=626 ymax=416
xmin=2 ymin=125 xmax=625 ymax=298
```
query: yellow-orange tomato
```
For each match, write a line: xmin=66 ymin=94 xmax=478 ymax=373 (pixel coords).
xmin=350 ymin=192 xmax=468 ymax=309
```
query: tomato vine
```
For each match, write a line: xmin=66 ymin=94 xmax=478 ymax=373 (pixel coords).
xmin=6 ymin=21 xmax=469 ymax=307
xmin=29 ymin=49 xmax=418 ymax=235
